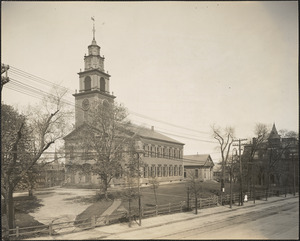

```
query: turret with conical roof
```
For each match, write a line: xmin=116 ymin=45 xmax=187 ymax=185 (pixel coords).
xmin=268 ymin=123 xmax=281 ymax=146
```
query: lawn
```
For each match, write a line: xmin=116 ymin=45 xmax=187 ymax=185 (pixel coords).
xmin=114 ymin=180 xmax=241 ymax=214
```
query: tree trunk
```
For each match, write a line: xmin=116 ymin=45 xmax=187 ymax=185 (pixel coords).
xmin=28 ymin=188 xmax=33 ymax=197
xmin=4 ymin=185 xmax=15 ymax=237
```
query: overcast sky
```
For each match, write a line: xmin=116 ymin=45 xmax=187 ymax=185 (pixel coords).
xmin=1 ymin=1 xmax=298 ymax=162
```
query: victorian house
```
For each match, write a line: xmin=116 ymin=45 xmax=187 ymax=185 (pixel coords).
xmin=243 ymin=123 xmax=298 ymax=188
xmin=64 ymin=24 xmax=185 ymax=187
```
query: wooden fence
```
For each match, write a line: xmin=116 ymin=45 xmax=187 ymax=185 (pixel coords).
xmin=3 ymin=212 xmax=128 ymax=239
xmin=142 ymin=202 xmax=185 ymax=218
xmin=4 ymin=188 xmax=297 ymax=239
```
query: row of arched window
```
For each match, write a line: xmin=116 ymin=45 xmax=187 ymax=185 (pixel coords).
xmin=143 ymin=165 xmax=183 ymax=178
xmin=144 ymin=145 xmax=182 ymax=159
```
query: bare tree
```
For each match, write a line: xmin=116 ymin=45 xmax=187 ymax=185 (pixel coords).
xmin=211 ymin=124 xmax=235 ymax=193
xmin=80 ymin=100 xmax=137 ymax=199
xmin=186 ymin=174 xmax=203 ymax=215
xmin=149 ymin=177 xmax=160 ymax=206
xmin=243 ymin=123 xmax=269 ymax=194
xmin=1 ymin=87 xmax=71 ymax=235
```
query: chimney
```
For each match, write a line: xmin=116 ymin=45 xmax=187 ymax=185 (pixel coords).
xmin=151 ymin=126 xmax=154 ymax=131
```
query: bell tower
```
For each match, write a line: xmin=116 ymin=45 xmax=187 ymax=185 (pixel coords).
xmin=73 ymin=18 xmax=116 ymax=128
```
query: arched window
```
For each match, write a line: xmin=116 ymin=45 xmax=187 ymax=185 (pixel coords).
xmin=84 ymin=76 xmax=91 ymax=91
xmin=100 ymin=77 xmax=106 ymax=92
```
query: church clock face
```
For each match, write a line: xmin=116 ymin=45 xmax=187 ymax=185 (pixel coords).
xmin=82 ymin=98 xmax=90 ymax=111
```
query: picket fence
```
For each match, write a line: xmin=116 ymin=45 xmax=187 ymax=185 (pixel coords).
xmin=4 ymin=188 xmax=296 ymax=239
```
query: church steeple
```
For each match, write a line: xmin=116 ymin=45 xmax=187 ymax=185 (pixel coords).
xmin=73 ymin=18 xmax=116 ymax=128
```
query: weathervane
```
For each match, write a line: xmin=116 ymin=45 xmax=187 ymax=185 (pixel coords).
xmin=91 ymin=16 xmax=95 ymax=40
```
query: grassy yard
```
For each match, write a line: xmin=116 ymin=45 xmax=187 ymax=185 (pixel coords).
xmin=116 ymin=180 xmax=241 ymax=214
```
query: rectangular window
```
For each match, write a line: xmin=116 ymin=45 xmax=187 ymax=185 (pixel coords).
xmin=163 ymin=165 xmax=167 ymax=177
xmin=151 ymin=165 xmax=156 ymax=177
xmin=179 ymin=165 xmax=183 ymax=176
xmin=157 ymin=165 xmax=162 ymax=177
xmin=143 ymin=166 xmax=148 ymax=178
xmin=169 ymin=165 xmax=173 ymax=176
xmin=174 ymin=165 xmax=178 ymax=176
xmin=195 ymin=169 xmax=199 ymax=178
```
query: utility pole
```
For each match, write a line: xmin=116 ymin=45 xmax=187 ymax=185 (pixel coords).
xmin=1 ymin=63 xmax=10 ymax=92
xmin=233 ymin=138 xmax=247 ymax=206
xmin=137 ymin=152 xmax=142 ymax=226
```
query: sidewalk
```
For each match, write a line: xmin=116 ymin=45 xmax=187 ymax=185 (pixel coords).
xmin=26 ymin=194 xmax=298 ymax=240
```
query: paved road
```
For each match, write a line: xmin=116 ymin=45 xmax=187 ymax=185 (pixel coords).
xmin=101 ymin=197 xmax=299 ymax=240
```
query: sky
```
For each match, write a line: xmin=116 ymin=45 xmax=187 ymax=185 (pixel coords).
xmin=1 ymin=1 xmax=298 ymax=162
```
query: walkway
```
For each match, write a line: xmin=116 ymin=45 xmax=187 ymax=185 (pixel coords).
xmin=95 ymin=199 xmax=122 ymax=225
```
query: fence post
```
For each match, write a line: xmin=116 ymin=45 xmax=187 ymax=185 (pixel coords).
xmin=49 ymin=223 xmax=53 ymax=236
xmin=155 ymin=205 xmax=158 ymax=216
xmin=142 ymin=207 xmax=144 ymax=217
xmin=169 ymin=203 xmax=171 ymax=213
xmin=105 ymin=215 xmax=109 ymax=224
xmin=91 ymin=216 xmax=95 ymax=228
xmin=16 ymin=226 xmax=19 ymax=238
xmin=180 ymin=202 xmax=183 ymax=212
xmin=199 ymin=198 xmax=201 ymax=210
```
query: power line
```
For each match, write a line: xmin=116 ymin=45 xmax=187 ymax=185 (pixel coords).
xmin=129 ymin=110 xmax=210 ymax=135
xmin=2 ymin=150 xmax=217 ymax=165
xmin=4 ymin=65 xmax=216 ymax=143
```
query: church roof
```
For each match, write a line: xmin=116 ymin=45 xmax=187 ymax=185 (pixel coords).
xmin=183 ymin=154 xmax=214 ymax=167
xmin=64 ymin=122 xmax=184 ymax=145
xmin=129 ymin=124 xmax=185 ymax=145
xmin=268 ymin=123 xmax=281 ymax=139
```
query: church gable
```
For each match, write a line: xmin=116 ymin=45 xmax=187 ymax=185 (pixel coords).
xmin=63 ymin=123 xmax=93 ymax=141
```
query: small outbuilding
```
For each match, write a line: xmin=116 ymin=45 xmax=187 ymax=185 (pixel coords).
xmin=183 ymin=154 xmax=214 ymax=180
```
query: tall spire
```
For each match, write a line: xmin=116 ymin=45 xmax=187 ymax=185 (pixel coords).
xmin=91 ymin=16 xmax=97 ymax=45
